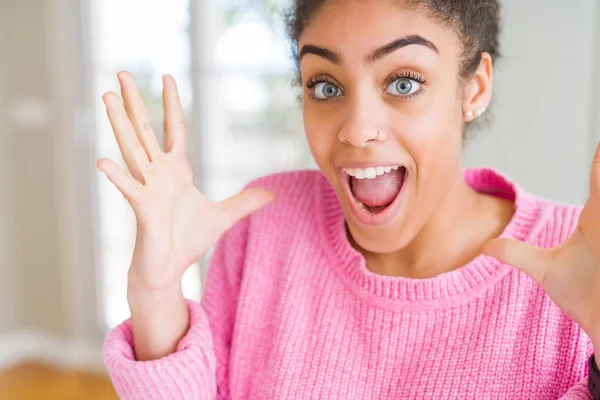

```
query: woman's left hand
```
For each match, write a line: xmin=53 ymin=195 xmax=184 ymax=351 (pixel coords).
xmin=483 ymin=141 xmax=600 ymax=356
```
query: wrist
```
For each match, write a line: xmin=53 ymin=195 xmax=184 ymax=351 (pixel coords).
xmin=127 ymin=278 xmax=184 ymax=311
xmin=127 ymin=281 xmax=189 ymax=362
xmin=127 ymin=266 xmax=182 ymax=294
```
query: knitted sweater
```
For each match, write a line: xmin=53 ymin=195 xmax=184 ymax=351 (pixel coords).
xmin=104 ymin=168 xmax=594 ymax=399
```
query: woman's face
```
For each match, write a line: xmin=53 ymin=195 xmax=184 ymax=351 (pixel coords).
xmin=299 ymin=0 xmax=490 ymax=253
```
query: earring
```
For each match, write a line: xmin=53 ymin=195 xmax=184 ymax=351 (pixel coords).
xmin=464 ymin=107 xmax=487 ymax=121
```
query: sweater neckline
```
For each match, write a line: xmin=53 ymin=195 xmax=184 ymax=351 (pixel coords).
xmin=316 ymin=168 xmax=542 ymax=310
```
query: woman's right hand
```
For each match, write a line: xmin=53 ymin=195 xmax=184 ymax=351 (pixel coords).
xmin=97 ymin=71 xmax=274 ymax=294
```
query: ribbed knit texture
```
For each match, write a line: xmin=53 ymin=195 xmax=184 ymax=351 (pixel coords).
xmin=104 ymin=168 xmax=594 ymax=399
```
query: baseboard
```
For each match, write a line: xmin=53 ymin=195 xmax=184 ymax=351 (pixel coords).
xmin=0 ymin=330 xmax=106 ymax=374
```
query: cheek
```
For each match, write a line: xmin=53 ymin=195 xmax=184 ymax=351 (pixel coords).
xmin=303 ymin=104 xmax=340 ymax=169
xmin=409 ymin=109 xmax=462 ymax=157
xmin=394 ymin=87 xmax=464 ymax=169
xmin=389 ymin=90 xmax=464 ymax=204
xmin=407 ymin=111 xmax=464 ymax=220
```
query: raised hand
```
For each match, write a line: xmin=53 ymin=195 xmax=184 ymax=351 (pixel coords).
xmin=483 ymin=141 xmax=600 ymax=359
xmin=97 ymin=71 xmax=275 ymax=293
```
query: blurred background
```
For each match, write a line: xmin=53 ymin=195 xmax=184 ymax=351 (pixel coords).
xmin=0 ymin=0 xmax=599 ymax=398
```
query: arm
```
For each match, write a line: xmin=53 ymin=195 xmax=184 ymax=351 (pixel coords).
xmin=558 ymin=337 xmax=595 ymax=400
xmin=98 ymin=72 xmax=272 ymax=399
xmin=103 ymin=216 xmax=251 ymax=400
xmin=559 ymin=376 xmax=592 ymax=400
xmin=127 ymin=280 xmax=189 ymax=362
xmin=103 ymin=299 xmax=217 ymax=400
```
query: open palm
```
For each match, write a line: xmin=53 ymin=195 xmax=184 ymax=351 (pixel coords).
xmin=483 ymin=141 xmax=600 ymax=350
xmin=97 ymin=71 xmax=274 ymax=292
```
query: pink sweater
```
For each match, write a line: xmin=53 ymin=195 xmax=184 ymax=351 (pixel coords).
xmin=104 ymin=168 xmax=594 ymax=399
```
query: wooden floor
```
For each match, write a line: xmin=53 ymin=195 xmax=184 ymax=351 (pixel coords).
xmin=0 ymin=363 xmax=117 ymax=400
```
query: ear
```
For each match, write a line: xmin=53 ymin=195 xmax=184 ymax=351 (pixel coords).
xmin=462 ymin=52 xmax=493 ymax=122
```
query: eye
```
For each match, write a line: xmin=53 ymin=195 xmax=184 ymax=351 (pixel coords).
xmin=312 ymin=82 xmax=343 ymax=100
xmin=386 ymin=78 xmax=421 ymax=97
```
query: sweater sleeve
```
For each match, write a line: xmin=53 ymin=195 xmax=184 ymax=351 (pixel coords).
xmin=103 ymin=214 xmax=251 ymax=400
xmin=558 ymin=376 xmax=591 ymax=400
xmin=103 ymin=299 xmax=217 ymax=400
xmin=558 ymin=337 xmax=595 ymax=400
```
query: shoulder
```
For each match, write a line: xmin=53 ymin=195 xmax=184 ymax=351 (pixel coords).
xmin=217 ymin=169 xmax=333 ymax=253
xmin=237 ymin=169 xmax=336 ymax=256
xmin=207 ymin=170 xmax=327 ymax=282
xmin=526 ymin=195 xmax=583 ymax=248
xmin=243 ymin=169 xmax=327 ymax=222
xmin=466 ymin=168 xmax=583 ymax=249
xmin=244 ymin=169 xmax=324 ymax=196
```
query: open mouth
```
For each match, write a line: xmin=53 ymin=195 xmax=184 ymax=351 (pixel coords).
xmin=342 ymin=165 xmax=408 ymax=215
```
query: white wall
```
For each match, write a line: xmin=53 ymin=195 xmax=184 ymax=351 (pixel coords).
xmin=0 ymin=0 xmax=66 ymax=336
xmin=0 ymin=0 xmax=99 ymax=342
xmin=0 ymin=1 xmax=12 ymax=333
xmin=464 ymin=0 xmax=598 ymax=205
xmin=0 ymin=0 xmax=105 ymax=372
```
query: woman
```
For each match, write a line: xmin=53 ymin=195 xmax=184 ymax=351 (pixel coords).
xmin=99 ymin=0 xmax=600 ymax=398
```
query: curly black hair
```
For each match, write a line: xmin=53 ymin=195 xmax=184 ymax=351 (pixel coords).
xmin=285 ymin=0 xmax=501 ymax=81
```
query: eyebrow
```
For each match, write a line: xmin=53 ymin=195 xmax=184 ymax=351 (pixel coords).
xmin=298 ymin=34 xmax=439 ymax=65
xmin=298 ymin=44 xmax=341 ymax=64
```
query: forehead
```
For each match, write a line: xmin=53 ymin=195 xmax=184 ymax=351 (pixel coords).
xmin=298 ymin=0 xmax=460 ymax=61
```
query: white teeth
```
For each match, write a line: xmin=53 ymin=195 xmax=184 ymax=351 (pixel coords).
xmin=343 ymin=165 xmax=401 ymax=180
xmin=364 ymin=167 xmax=377 ymax=179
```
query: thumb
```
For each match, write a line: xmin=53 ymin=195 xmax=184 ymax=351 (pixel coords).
xmin=590 ymin=139 xmax=600 ymax=198
xmin=219 ymin=187 xmax=275 ymax=230
xmin=482 ymin=238 xmax=548 ymax=285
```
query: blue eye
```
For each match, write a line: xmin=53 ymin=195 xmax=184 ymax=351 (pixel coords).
xmin=386 ymin=78 xmax=421 ymax=97
xmin=313 ymin=82 xmax=342 ymax=100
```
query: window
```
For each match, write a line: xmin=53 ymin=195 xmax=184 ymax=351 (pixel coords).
xmin=90 ymin=0 xmax=197 ymax=329
xmin=91 ymin=0 xmax=313 ymax=330
xmin=203 ymin=0 xmax=314 ymax=202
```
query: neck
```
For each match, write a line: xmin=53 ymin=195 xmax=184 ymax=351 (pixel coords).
xmin=363 ymin=170 xmax=515 ymax=279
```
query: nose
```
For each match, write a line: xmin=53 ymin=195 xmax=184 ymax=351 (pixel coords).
xmin=338 ymin=89 xmax=386 ymax=148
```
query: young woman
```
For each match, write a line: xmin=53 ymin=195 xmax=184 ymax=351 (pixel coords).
xmin=99 ymin=0 xmax=600 ymax=398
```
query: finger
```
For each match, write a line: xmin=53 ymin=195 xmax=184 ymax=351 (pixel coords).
xmin=96 ymin=158 xmax=144 ymax=202
xmin=590 ymin=139 xmax=600 ymax=198
xmin=162 ymin=74 xmax=187 ymax=154
xmin=102 ymin=91 xmax=151 ymax=183
xmin=118 ymin=71 xmax=162 ymax=160
xmin=482 ymin=238 xmax=549 ymax=285
xmin=218 ymin=188 xmax=275 ymax=231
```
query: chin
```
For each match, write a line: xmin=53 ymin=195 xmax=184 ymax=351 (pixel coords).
xmin=344 ymin=211 xmax=416 ymax=254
